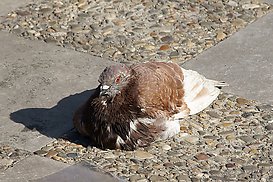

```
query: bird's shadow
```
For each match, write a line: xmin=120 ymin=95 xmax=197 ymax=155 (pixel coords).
xmin=9 ymin=89 xmax=95 ymax=147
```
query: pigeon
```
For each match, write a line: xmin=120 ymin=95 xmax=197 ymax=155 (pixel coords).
xmin=73 ymin=61 xmax=227 ymax=150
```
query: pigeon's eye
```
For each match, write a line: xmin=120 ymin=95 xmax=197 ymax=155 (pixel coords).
xmin=115 ymin=76 xmax=121 ymax=84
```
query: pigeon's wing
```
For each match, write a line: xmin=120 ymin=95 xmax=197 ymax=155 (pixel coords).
xmin=181 ymin=68 xmax=228 ymax=115
xmin=131 ymin=61 xmax=189 ymax=118
xmin=131 ymin=62 xmax=227 ymax=119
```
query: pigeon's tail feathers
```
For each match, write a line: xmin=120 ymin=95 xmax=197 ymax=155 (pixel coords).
xmin=181 ymin=68 xmax=227 ymax=115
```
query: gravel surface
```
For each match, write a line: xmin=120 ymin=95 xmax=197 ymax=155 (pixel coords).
xmin=0 ymin=0 xmax=271 ymax=63
xmin=34 ymin=93 xmax=273 ymax=181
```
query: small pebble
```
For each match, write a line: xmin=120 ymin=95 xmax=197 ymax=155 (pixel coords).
xmin=195 ymin=153 xmax=209 ymax=160
xmin=216 ymin=31 xmax=227 ymax=41
xmin=46 ymin=150 xmax=58 ymax=157
xmin=226 ymin=163 xmax=236 ymax=168
xmin=134 ymin=150 xmax=154 ymax=160
xmin=66 ymin=153 xmax=78 ymax=158
xmin=149 ymin=175 xmax=166 ymax=181
xmin=262 ymin=114 xmax=272 ymax=121
xmin=242 ymin=4 xmax=260 ymax=10
xmin=163 ymin=162 xmax=173 ymax=168
xmin=176 ymin=174 xmax=191 ymax=181
xmin=104 ymin=153 xmax=117 ymax=159
xmin=181 ymin=135 xmax=199 ymax=144
xmin=227 ymin=1 xmax=238 ymax=7
xmin=265 ymin=124 xmax=273 ymax=130
xmin=159 ymin=44 xmax=170 ymax=51
xmin=162 ymin=144 xmax=171 ymax=150
xmin=33 ymin=150 xmax=47 ymax=155
xmin=236 ymin=98 xmax=249 ymax=105
xmin=161 ymin=36 xmax=174 ymax=43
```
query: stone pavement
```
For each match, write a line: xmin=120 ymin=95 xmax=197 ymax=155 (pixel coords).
xmin=0 ymin=0 xmax=273 ymax=181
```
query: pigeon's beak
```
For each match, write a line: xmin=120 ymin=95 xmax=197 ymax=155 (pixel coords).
xmin=99 ymin=84 xmax=120 ymax=98
xmin=100 ymin=85 xmax=110 ymax=96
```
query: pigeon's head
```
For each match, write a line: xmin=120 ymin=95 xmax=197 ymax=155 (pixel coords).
xmin=98 ymin=64 xmax=131 ymax=98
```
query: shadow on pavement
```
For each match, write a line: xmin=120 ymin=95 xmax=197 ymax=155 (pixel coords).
xmin=9 ymin=89 xmax=94 ymax=147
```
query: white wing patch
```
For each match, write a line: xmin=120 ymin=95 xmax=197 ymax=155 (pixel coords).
xmin=181 ymin=68 xmax=226 ymax=115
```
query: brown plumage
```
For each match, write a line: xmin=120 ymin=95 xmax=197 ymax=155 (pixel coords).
xmin=73 ymin=61 xmax=227 ymax=150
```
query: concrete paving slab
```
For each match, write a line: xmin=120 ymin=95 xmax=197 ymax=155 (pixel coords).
xmin=183 ymin=11 xmax=273 ymax=104
xmin=0 ymin=31 xmax=114 ymax=152
xmin=31 ymin=161 xmax=121 ymax=182
xmin=0 ymin=0 xmax=34 ymax=16
xmin=0 ymin=155 xmax=69 ymax=182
